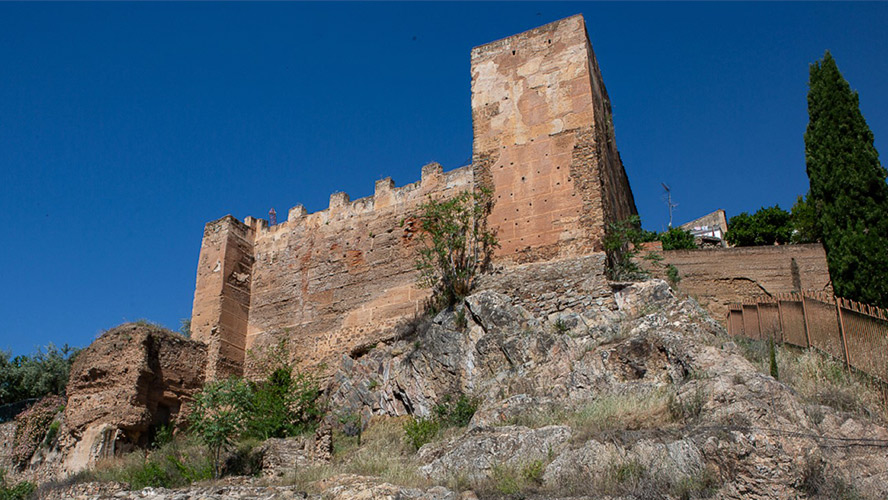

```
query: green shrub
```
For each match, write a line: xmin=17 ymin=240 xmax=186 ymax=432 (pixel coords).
xmin=660 ymin=227 xmax=697 ymax=250
xmin=0 ymin=469 xmax=35 ymax=500
xmin=243 ymin=339 xmax=324 ymax=441
xmin=433 ymin=394 xmax=479 ymax=428
xmin=246 ymin=367 xmax=322 ymax=440
xmin=521 ymin=459 xmax=545 ymax=485
xmin=188 ymin=377 xmax=252 ymax=478
xmin=42 ymin=420 xmax=60 ymax=447
xmin=403 ymin=417 xmax=439 ymax=451
xmin=126 ymin=460 xmax=172 ymax=489
xmin=92 ymin=436 xmax=213 ymax=489
xmin=666 ymin=264 xmax=681 ymax=285
xmin=150 ymin=424 xmax=174 ymax=449
xmin=603 ymin=215 xmax=649 ymax=280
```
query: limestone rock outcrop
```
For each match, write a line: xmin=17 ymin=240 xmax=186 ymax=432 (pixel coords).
xmin=326 ymin=280 xmax=888 ymax=499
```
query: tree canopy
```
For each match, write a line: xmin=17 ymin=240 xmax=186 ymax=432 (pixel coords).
xmin=805 ymin=51 xmax=888 ymax=306
xmin=726 ymin=205 xmax=793 ymax=247
xmin=0 ymin=344 xmax=79 ymax=406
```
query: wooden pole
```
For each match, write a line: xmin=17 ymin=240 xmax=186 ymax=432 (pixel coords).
xmin=800 ymin=292 xmax=812 ymax=348
xmin=835 ymin=297 xmax=851 ymax=370
xmin=776 ymin=298 xmax=785 ymax=344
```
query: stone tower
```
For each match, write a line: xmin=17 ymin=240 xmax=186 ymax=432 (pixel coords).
xmin=191 ymin=14 xmax=637 ymax=380
xmin=471 ymin=14 xmax=636 ymax=264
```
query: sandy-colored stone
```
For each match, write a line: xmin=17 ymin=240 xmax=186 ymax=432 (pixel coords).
xmin=63 ymin=323 xmax=206 ymax=471
xmin=190 ymin=15 xmax=637 ymax=381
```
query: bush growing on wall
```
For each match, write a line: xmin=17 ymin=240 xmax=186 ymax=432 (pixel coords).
xmin=413 ymin=188 xmax=497 ymax=309
xmin=603 ymin=215 xmax=648 ymax=281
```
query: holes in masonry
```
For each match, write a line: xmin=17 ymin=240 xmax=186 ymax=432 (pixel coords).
xmin=521 ymin=176 xmax=525 ymax=181
xmin=512 ymin=50 xmax=516 ymax=55
xmin=556 ymin=166 xmax=560 ymax=169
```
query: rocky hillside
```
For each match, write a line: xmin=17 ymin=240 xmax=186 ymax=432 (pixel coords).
xmin=38 ymin=281 xmax=888 ymax=499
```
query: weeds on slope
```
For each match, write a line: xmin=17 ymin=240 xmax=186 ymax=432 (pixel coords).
xmin=736 ymin=338 xmax=887 ymax=422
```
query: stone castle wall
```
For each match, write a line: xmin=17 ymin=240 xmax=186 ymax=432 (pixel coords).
xmin=191 ymin=14 xmax=637 ymax=378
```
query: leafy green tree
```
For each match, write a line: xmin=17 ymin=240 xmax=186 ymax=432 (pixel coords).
xmin=790 ymin=195 xmax=821 ymax=244
xmin=413 ymin=189 xmax=497 ymax=308
xmin=242 ymin=339 xmax=322 ymax=441
xmin=188 ymin=378 xmax=252 ymax=478
xmin=0 ymin=344 xmax=79 ymax=406
xmin=660 ymin=227 xmax=697 ymax=250
xmin=805 ymin=51 xmax=888 ymax=306
xmin=726 ymin=205 xmax=792 ymax=247
xmin=246 ymin=367 xmax=321 ymax=440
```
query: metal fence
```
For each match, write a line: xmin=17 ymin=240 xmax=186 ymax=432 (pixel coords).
xmin=726 ymin=291 xmax=888 ymax=384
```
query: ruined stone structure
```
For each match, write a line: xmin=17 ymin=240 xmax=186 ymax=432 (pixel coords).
xmin=191 ymin=14 xmax=637 ymax=379
xmin=63 ymin=323 xmax=206 ymax=472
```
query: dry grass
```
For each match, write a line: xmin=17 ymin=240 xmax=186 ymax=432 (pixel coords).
xmin=503 ymin=389 xmax=677 ymax=443
xmin=736 ymin=338 xmax=887 ymax=422
xmin=280 ymin=416 xmax=447 ymax=492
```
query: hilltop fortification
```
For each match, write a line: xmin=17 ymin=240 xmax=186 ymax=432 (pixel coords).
xmin=190 ymin=14 xmax=637 ymax=379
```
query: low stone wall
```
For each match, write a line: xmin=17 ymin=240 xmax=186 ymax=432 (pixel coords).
xmin=476 ymin=253 xmax=613 ymax=318
xmin=641 ymin=243 xmax=831 ymax=319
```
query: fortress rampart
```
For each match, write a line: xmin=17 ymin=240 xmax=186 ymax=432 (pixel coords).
xmin=191 ymin=14 xmax=638 ymax=379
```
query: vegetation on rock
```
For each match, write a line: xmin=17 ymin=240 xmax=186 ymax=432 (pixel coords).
xmin=403 ymin=393 xmax=479 ymax=451
xmin=805 ymin=51 xmax=888 ymax=307
xmin=0 ymin=469 xmax=34 ymax=500
xmin=604 ymin=215 xmax=650 ymax=280
xmin=11 ymin=395 xmax=65 ymax=468
xmin=413 ymin=188 xmax=497 ymax=309
xmin=189 ymin=340 xmax=322 ymax=477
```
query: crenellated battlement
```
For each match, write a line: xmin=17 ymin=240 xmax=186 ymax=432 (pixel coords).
xmin=238 ymin=163 xmax=474 ymax=239
xmin=191 ymin=14 xmax=637 ymax=379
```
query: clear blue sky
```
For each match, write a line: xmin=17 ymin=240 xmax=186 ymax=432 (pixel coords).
xmin=2 ymin=3 xmax=887 ymax=355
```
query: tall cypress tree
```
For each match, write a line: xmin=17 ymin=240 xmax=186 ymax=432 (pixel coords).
xmin=804 ymin=51 xmax=888 ymax=306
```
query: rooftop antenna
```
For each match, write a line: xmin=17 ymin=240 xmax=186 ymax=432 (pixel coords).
xmin=269 ymin=208 xmax=277 ymax=226
xmin=662 ymin=183 xmax=677 ymax=228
